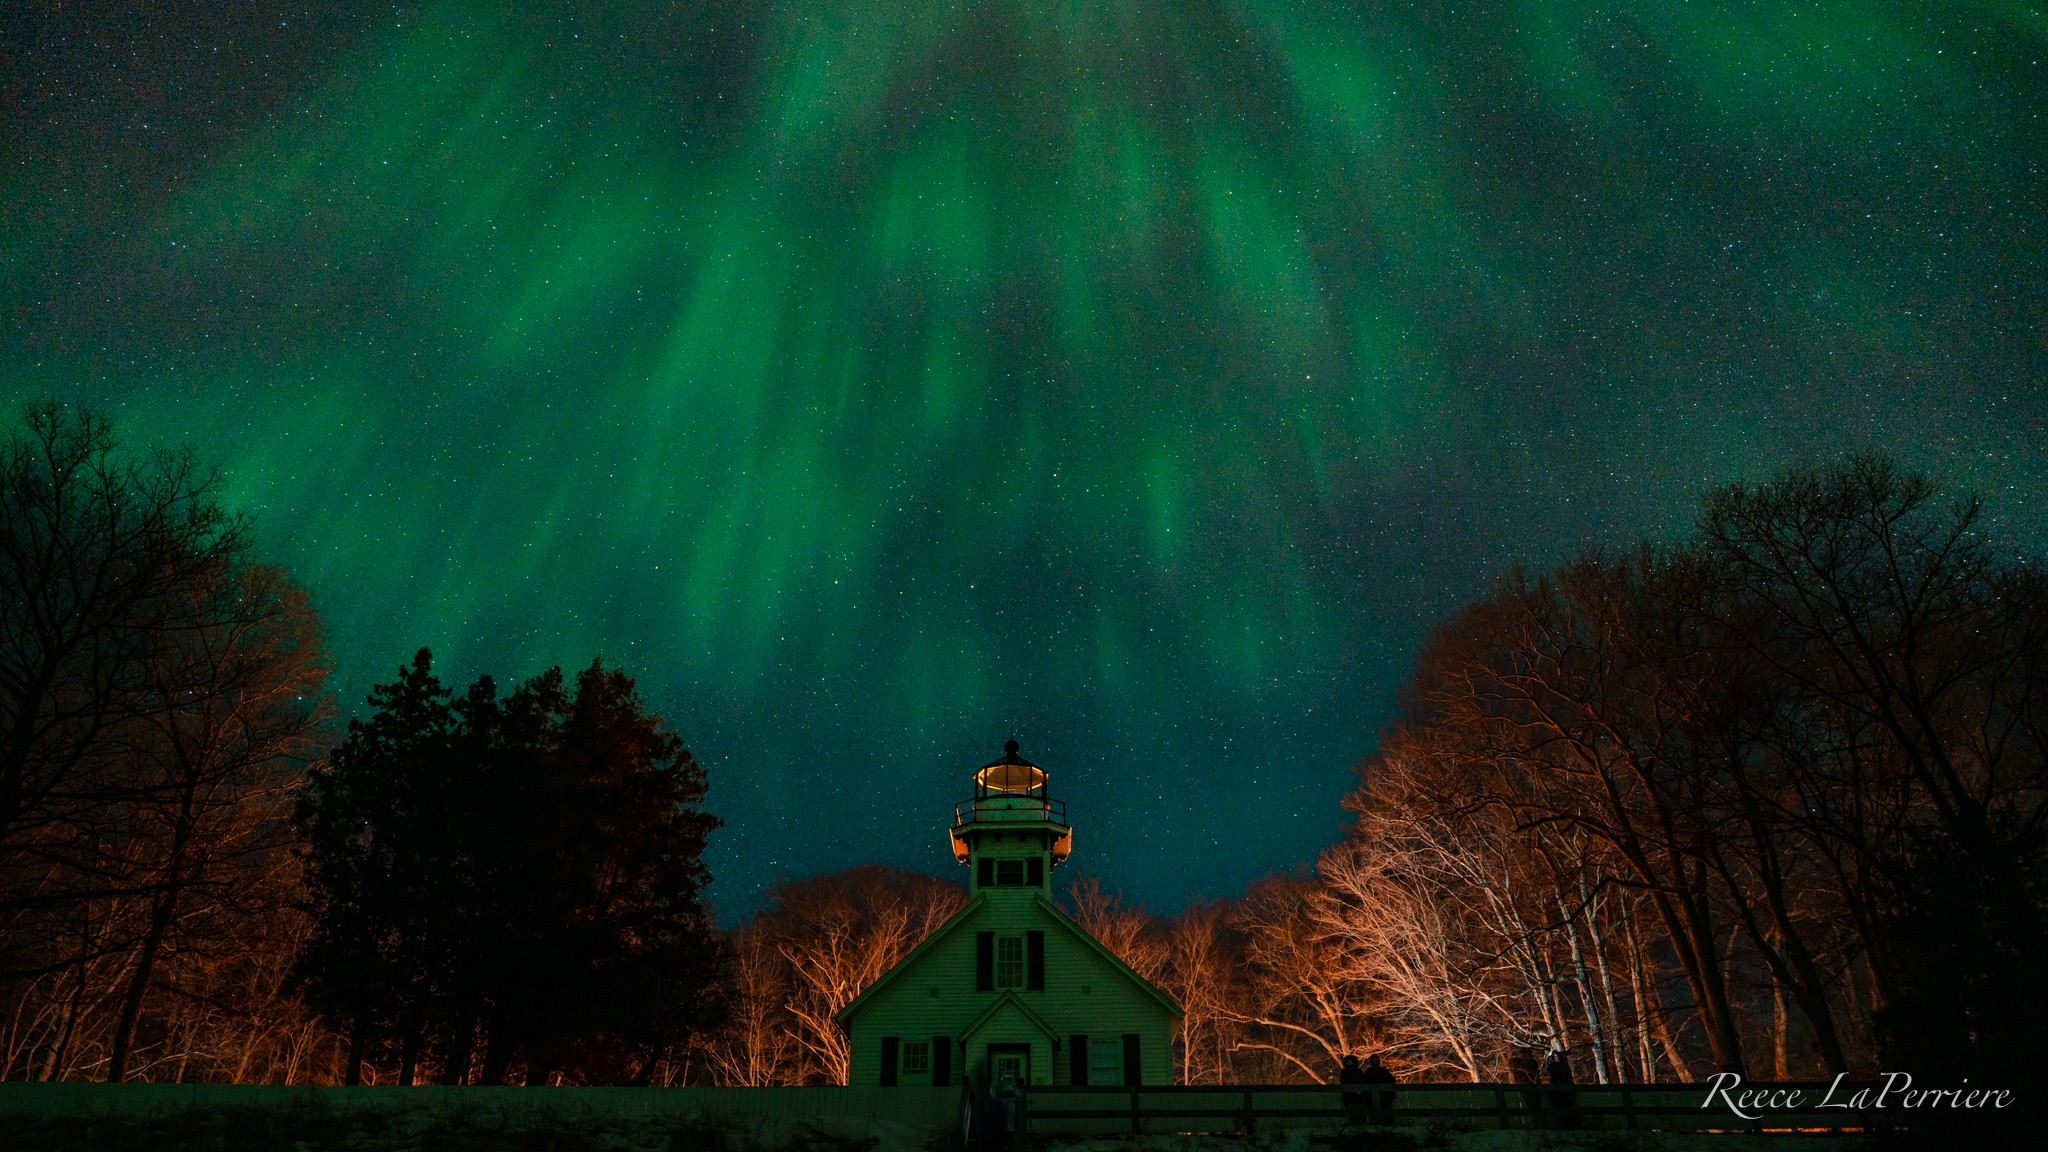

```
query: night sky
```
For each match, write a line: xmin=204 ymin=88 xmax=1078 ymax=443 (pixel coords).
xmin=6 ymin=2 xmax=2045 ymax=915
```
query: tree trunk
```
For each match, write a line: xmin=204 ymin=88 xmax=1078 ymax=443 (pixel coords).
xmin=1583 ymin=884 xmax=1628 ymax=1083
xmin=1772 ymin=982 xmax=1790 ymax=1079
xmin=438 ymin=1008 xmax=477 ymax=1085
xmin=631 ymin=1041 xmax=663 ymax=1087
xmin=398 ymin=1017 xmax=420 ymax=1087
xmin=479 ymin=1015 xmax=515 ymax=1086
xmin=345 ymin=1012 xmax=369 ymax=1086
xmin=1556 ymin=888 xmax=1610 ymax=1084
xmin=107 ymin=894 xmax=176 ymax=1082
xmin=1654 ymin=879 xmax=1746 ymax=1074
xmin=1622 ymin=903 xmax=1652 ymax=1082
xmin=1650 ymin=992 xmax=1691 ymax=1079
xmin=1734 ymin=785 xmax=1850 ymax=1075
xmin=42 ymin=961 xmax=89 ymax=1082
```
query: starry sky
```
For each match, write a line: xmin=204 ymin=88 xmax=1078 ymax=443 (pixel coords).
xmin=5 ymin=1 xmax=2045 ymax=915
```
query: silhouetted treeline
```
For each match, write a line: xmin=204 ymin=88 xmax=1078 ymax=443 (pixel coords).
xmin=1039 ymin=457 xmax=2046 ymax=1086
xmin=5 ymin=405 xmax=2041 ymax=1087
xmin=0 ymin=407 xmax=728 ymax=1086
xmin=1344 ymin=456 xmax=2047 ymax=1083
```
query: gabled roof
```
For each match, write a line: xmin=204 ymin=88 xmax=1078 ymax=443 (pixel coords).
xmin=961 ymin=992 xmax=1060 ymax=1043
xmin=833 ymin=893 xmax=986 ymax=1023
xmin=1029 ymin=893 xmax=1183 ymax=1018
xmin=832 ymin=891 xmax=1184 ymax=1024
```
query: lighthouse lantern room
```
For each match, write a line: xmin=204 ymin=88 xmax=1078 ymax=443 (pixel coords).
xmin=950 ymin=740 xmax=1074 ymax=887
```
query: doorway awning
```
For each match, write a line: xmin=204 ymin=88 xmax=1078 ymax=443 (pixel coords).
xmin=959 ymin=991 xmax=1061 ymax=1044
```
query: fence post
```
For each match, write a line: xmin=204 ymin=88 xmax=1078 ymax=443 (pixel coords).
xmin=1015 ymin=1086 xmax=1029 ymax=1152
xmin=1493 ymin=1086 xmax=1509 ymax=1129
xmin=1240 ymin=1090 xmax=1255 ymax=1135
xmin=1129 ymin=1087 xmax=1141 ymax=1136
xmin=1622 ymin=1085 xmax=1636 ymax=1130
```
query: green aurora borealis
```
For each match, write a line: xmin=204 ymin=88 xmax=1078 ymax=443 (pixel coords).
xmin=6 ymin=1 xmax=2046 ymax=908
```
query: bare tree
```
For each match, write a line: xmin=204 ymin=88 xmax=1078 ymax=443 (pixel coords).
xmin=1307 ymin=457 xmax=2046 ymax=1086
xmin=1214 ymin=877 xmax=1381 ymax=1083
xmin=1063 ymin=874 xmax=1167 ymax=981
xmin=743 ymin=866 xmax=965 ymax=1084
xmin=1316 ymin=779 xmax=1557 ymax=1082
xmin=1700 ymin=456 xmax=2048 ymax=1071
xmin=1158 ymin=901 xmax=1253 ymax=1084
xmin=102 ymin=565 xmax=327 ymax=1079
xmin=0 ymin=404 xmax=334 ymax=1083
xmin=697 ymin=921 xmax=798 ymax=1086
xmin=0 ymin=404 xmax=251 ymax=985
xmin=1378 ymin=561 xmax=1754 ymax=1073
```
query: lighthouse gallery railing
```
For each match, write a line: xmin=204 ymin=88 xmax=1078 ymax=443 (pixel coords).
xmin=952 ymin=796 xmax=1067 ymax=830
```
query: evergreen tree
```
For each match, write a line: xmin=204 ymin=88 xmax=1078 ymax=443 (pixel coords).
xmin=295 ymin=651 xmax=725 ymax=1086
xmin=469 ymin=662 xmax=726 ymax=1085
xmin=292 ymin=648 xmax=453 ymax=1085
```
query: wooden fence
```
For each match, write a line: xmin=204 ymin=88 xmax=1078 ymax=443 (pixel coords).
xmin=0 ymin=1082 xmax=961 ymax=1128
xmin=0 ymin=1080 xmax=1909 ymax=1138
xmin=1015 ymin=1082 xmax=1893 ymax=1137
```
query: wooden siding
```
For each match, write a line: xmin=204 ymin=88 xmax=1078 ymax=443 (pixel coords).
xmin=845 ymin=888 xmax=1176 ymax=1087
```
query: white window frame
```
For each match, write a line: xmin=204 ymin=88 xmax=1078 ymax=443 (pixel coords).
xmin=995 ymin=934 xmax=1026 ymax=989
xmin=901 ymin=1040 xmax=931 ymax=1076
xmin=1090 ymin=1040 xmax=1122 ymax=1086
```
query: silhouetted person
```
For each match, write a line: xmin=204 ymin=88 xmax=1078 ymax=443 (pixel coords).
xmin=1540 ymin=1043 xmax=1576 ymax=1125
xmin=1359 ymin=1053 xmax=1397 ymax=1122
xmin=1510 ymin=1048 xmax=1540 ymax=1085
xmin=977 ymin=1072 xmax=1005 ymax=1152
xmin=1337 ymin=1054 xmax=1370 ymax=1124
xmin=1541 ymin=1044 xmax=1574 ymax=1086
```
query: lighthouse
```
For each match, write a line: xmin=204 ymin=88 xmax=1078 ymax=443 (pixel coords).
xmin=834 ymin=741 xmax=1182 ymax=1090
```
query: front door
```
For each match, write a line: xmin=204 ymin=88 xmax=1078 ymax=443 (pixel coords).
xmin=988 ymin=1041 xmax=1030 ymax=1135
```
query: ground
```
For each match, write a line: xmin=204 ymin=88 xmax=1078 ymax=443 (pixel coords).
xmin=0 ymin=1110 xmax=1912 ymax=1152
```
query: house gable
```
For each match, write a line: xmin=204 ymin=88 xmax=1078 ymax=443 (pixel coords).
xmin=835 ymin=893 xmax=1181 ymax=1029
xmin=833 ymin=742 xmax=1181 ymax=1087
xmin=1029 ymin=894 xmax=1182 ymax=1018
xmin=834 ymin=894 xmax=987 ymax=1024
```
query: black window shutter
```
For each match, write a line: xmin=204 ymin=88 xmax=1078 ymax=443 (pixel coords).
xmin=976 ymin=931 xmax=994 ymax=991
xmin=932 ymin=1036 xmax=952 ymax=1087
xmin=1069 ymin=1034 xmax=1088 ymax=1086
xmin=1026 ymin=930 xmax=1045 ymax=990
xmin=1027 ymin=856 xmax=1043 ymax=887
xmin=1122 ymin=1034 xmax=1142 ymax=1086
xmin=881 ymin=1036 xmax=899 ymax=1087
xmin=978 ymin=857 xmax=994 ymax=888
